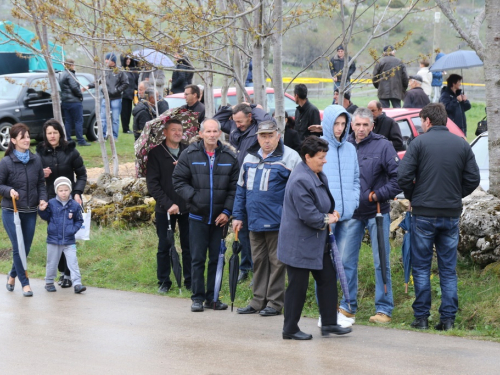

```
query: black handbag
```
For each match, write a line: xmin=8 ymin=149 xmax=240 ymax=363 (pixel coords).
xmin=475 ymin=116 xmax=487 ymax=136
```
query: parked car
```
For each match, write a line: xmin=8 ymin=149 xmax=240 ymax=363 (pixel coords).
xmin=166 ymin=87 xmax=299 ymax=117
xmin=384 ymin=108 xmax=466 ymax=159
xmin=0 ymin=72 xmax=98 ymax=151
xmin=470 ymin=131 xmax=488 ymax=191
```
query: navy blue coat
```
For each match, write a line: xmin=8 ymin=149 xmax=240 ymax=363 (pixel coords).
xmin=348 ymin=131 xmax=401 ymax=220
xmin=439 ymin=86 xmax=471 ymax=135
xmin=38 ymin=198 xmax=83 ymax=245
xmin=277 ymin=162 xmax=335 ymax=270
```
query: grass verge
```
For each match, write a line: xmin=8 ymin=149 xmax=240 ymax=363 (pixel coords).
xmin=1 ymin=218 xmax=498 ymax=342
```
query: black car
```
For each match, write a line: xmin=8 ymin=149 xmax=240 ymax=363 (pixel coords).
xmin=0 ymin=72 xmax=99 ymax=151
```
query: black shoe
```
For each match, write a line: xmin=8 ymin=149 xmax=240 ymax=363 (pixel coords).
xmin=237 ymin=305 xmax=258 ymax=314
xmin=204 ymin=300 xmax=228 ymax=310
xmin=434 ymin=319 xmax=454 ymax=331
xmin=259 ymin=306 xmax=281 ymax=316
xmin=124 ymin=130 xmax=133 ymax=134
xmin=78 ymin=141 xmax=92 ymax=146
xmin=158 ymin=285 xmax=170 ymax=293
xmin=6 ymin=275 xmax=14 ymax=292
xmin=282 ymin=330 xmax=312 ymax=340
xmin=191 ymin=301 xmax=204 ymax=312
xmin=321 ymin=324 xmax=352 ymax=337
xmin=184 ymin=285 xmax=191 ymax=291
xmin=61 ymin=279 xmax=72 ymax=288
xmin=237 ymin=271 xmax=249 ymax=283
xmin=411 ymin=317 xmax=429 ymax=330
xmin=57 ymin=274 xmax=64 ymax=286
xmin=74 ymin=285 xmax=87 ymax=294
xmin=45 ymin=284 xmax=57 ymax=292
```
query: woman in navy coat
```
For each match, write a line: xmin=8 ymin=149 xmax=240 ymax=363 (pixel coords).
xmin=277 ymin=136 xmax=352 ymax=340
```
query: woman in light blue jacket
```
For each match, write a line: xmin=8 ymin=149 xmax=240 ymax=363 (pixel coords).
xmin=320 ymin=105 xmax=360 ymax=327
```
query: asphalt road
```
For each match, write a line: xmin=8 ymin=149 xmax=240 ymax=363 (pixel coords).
xmin=1 ymin=275 xmax=498 ymax=375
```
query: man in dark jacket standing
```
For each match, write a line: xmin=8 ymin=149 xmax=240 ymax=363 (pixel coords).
xmin=86 ymin=53 xmax=129 ymax=141
xmin=339 ymin=108 xmax=401 ymax=325
xmin=397 ymin=103 xmax=479 ymax=331
xmin=181 ymin=84 xmax=205 ymax=124
xmin=133 ymin=87 xmax=169 ymax=140
xmin=403 ymin=75 xmax=430 ymax=109
xmin=214 ymin=102 xmax=275 ymax=282
xmin=120 ymin=55 xmax=139 ymax=134
xmin=330 ymin=45 xmax=356 ymax=92
xmin=294 ymin=84 xmax=321 ymax=140
xmin=439 ymin=74 xmax=471 ymax=136
xmin=60 ymin=59 xmax=90 ymax=146
xmin=367 ymin=100 xmax=404 ymax=151
xmin=372 ymin=46 xmax=409 ymax=108
xmin=173 ymin=118 xmax=239 ymax=312
xmin=146 ymin=119 xmax=191 ymax=293
xmin=170 ymin=52 xmax=194 ymax=94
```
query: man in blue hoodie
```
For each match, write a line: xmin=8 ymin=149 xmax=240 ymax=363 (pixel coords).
xmin=340 ymin=108 xmax=401 ymax=324
xmin=431 ymin=52 xmax=445 ymax=103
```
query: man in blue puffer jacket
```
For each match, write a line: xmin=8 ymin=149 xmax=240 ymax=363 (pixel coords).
xmin=340 ymin=108 xmax=401 ymax=325
xmin=431 ymin=52 xmax=445 ymax=103
xmin=320 ymin=105 xmax=359 ymax=326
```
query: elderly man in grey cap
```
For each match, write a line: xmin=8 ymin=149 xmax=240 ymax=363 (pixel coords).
xmin=232 ymin=120 xmax=301 ymax=317
xmin=403 ymin=75 xmax=431 ymax=109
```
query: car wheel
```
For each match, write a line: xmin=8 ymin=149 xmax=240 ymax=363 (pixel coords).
xmin=86 ymin=117 xmax=98 ymax=141
xmin=0 ymin=122 xmax=12 ymax=151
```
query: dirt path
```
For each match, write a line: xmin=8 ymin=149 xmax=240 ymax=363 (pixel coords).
xmin=86 ymin=162 xmax=137 ymax=181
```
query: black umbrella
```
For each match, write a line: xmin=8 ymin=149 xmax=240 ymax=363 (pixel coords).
xmin=375 ymin=201 xmax=388 ymax=294
xmin=229 ymin=229 xmax=242 ymax=312
xmin=213 ymin=225 xmax=229 ymax=307
xmin=167 ymin=213 xmax=182 ymax=293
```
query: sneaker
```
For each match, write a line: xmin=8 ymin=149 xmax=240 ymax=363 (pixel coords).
xmin=191 ymin=301 xmax=204 ymax=312
xmin=124 ymin=130 xmax=133 ymax=134
xmin=158 ymin=285 xmax=170 ymax=293
xmin=78 ymin=141 xmax=92 ymax=146
xmin=74 ymin=285 xmax=87 ymax=294
xmin=339 ymin=308 xmax=356 ymax=323
xmin=61 ymin=279 xmax=72 ymax=288
xmin=57 ymin=274 xmax=64 ymax=286
xmin=369 ymin=312 xmax=392 ymax=324
xmin=318 ymin=315 xmax=352 ymax=328
xmin=338 ymin=311 xmax=355 ymax=325
xmin=204 ymin=300 xmax=228 ymax=310
xmin=45 ymin=284 xmax=57 ymax=292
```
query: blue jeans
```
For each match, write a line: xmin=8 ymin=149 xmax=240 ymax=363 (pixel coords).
xmin=100 ymin=98 xmax=122 ymax=139
xmin=339 ymin=214 xmax=394 ymax=316
xmin=239 ymin=222 xmax=253 ymax=272
xmin=410 ymin=215 xmax=459 ymax=321
xmin=2 ymin=210 xmax=37 ymax=287
xmin=62 ymin=102 xmax=85 ymax=144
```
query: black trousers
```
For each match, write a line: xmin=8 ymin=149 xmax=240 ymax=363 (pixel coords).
xmin=189 ymin=219 xmax=223 ymax=302
xmin=283 ymin=251 xmax=338 ymax=334
xmin=58 ymin=253 xmax=70 ymax=277
xmin=379 ymin=98 xmax=401 ymax=109
xmin=121 ymin=98 xmax=133 ymax=132
xmin=156 ymin=212 xmax=191 ymax=288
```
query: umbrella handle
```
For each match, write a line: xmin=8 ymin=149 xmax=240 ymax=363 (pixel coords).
xmin=368 ymin=192 xmax=381 ymax=214
xmin=12 ymin=196 xmax=18 ymax=213
xmin=234 ymin=228 xmax=239 ymax=242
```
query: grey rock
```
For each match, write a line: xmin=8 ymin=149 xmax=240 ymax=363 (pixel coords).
xmin=96 ymin=173 xmax=112 ymax=188
xmin=131 ymin=178 xmax=148 ymax=196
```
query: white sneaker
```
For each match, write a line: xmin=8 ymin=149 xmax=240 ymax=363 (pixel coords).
xmin=319 ymin=315 xmax=352 ymax=328
xmin=338 ymin=311 xmax=355 ymax=325
xmin=318 ymin=316 xmax=322 ymax=327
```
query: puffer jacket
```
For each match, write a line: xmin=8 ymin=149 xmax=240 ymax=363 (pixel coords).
xmin=36 ymin=141 xmax=87 ymax=199
xmin=0 ymin=151 xmax=47 ymax=210
xmin=321 ymin=105 xmax=359 ymax=221
xmin=215 ymin=104 xmax=274 ymax=167
xmin=347 ymin=131 xmax=401 ymax=220
xmin=88 ymin=68 xmax=129 ymax=100
xmin=59 ymin=69 xmax=83 ymax=103
xmin=172 ymin=138 xmax=239 ymax=225
xmin=372 ymin=55 xmax=409 ymax=100
xmin=38 ymin=198 xmax=83 ymax=245
xmin=439 ymin=86 xmax=471 ymax=135
xmin=232 ymin=140 xmax=301 ymax=232
xmin=431 ymin=53 xmax=445 ymax=87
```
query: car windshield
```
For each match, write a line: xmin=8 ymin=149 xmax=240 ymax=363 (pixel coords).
xmin=165 ymin=97 xmax=186 ymax=109
xmin=0 ymin=77 xmax=27 ymax=100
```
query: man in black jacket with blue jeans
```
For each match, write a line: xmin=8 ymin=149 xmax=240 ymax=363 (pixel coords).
xmin=173 ymin=118 xmax=239 ymax=312
xmin=398 ymin=103 xmax=480 ymax=331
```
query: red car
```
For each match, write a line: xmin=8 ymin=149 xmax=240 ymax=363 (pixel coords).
xmin=385 ymin=108 xmax=466 ymax=159
xmin=166 ymin=87 xmax=298 ymax=117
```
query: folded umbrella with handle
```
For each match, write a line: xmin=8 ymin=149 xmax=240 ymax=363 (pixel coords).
xmin=228 ymin=228 xmax=242 ymax=312
xmin=12 ymin=197 xmax=28 ymax=278
xmin=328 ymin=232 xmax=351 ymax=310
xmin=213 ymin=225 xmax=229 ymax=307
xmin=369 ymin=192 xmax=388 ymax=294
xmin=167 ymin=213 xmax=182 ymax=293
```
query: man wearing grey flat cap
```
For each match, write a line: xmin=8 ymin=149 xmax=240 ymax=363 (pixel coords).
xmin=404 ymin=75 xmax=431 ymax=109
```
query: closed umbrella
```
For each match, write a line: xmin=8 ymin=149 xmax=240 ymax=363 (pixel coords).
xmin=228 ymin=229 xmax=242 ymax=312
xmin=12 ymin=197 xmax=28 ymax=277
xmin=398 ymin=209 xmax=412 ymax=293
xmin=373 ymin=198 xmax=388 ymax=294
xmin=167 ymin=213 xmax=182 ymax=293
xmin=328 ymin=232 xmax=350 ymax=310
xmin=213 ymin=225 xmax=228 ymax=307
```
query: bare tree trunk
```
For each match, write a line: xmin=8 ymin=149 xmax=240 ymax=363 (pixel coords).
xmin=204 ymin=57 xmax=215 ymax=117
xmin=271 ymin=0 xmax=285 ymax=134
xmin=100 ymin=70 xmax=119 ymax=176
xmin=252 ymin=0 xmax=266 ymax=109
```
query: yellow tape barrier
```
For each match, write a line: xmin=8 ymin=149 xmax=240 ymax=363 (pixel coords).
xmin=266 ymin=77 xmax=485 ymax=87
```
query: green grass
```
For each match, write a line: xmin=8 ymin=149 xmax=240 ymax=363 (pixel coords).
xmin=1 ymin=218 xmax=499 ymax=341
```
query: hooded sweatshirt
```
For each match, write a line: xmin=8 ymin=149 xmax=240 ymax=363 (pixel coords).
xmin=321 ymin=105 xmax=360 ymax=221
